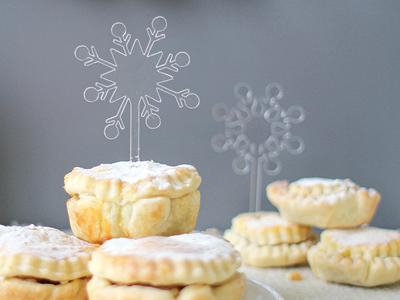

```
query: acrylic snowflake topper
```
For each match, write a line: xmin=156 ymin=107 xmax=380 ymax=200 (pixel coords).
xmin=212 ymin=83 xmax=305 ymax=211
xmin=74 ymin=16 xmax=200 ymax=161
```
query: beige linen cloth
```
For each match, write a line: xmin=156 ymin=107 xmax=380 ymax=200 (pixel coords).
xmin=243 ymin=266 xmax=400 ymax=300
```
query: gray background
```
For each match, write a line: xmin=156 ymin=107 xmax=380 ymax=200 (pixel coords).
xmin=1 ymin=0 xmax=399 ymax=230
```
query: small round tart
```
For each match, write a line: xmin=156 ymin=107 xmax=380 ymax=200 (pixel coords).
xmin=224 ymin=229 xmax=316 ymax=267
xmin=0 ymin=225 xmax=95 ymax=300
xmin=64 ymin=161 xmax=201 ymax=202
xmin=231 ymin=211 xmax=313 ymax=245
xmin=308 ymin=227 xmax=400 ymax=287
xmin=267 ymin=178 xmax=380 ymax=228
xmin=87 ymin=272 xmax=245 ymax=300
xmin=64 ymin=161 xmax=202 ymax=243
xmin=89 ymin=233 xmax=241 ymax=287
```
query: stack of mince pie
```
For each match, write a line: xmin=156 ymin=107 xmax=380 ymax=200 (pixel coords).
xmin=0 ymin=160 xmax=246 ymax=300
xmin=64 ymin=160 xmax=245 ymax=299
xmin=264 ymin=177 xmax=400 ymax=287
xmin=0 ymin=224 xmax=95 ymax=300
xmin=226 ymin=177 xmax=400 ymax=287
xmin=88 ymin=233 xmax=244 ymax=300
xmin=224 ymin=212 xmax=316 ymax=267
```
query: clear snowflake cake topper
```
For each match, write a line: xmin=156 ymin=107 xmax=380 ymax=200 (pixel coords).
xmin=74 ymin=16 xmax=200 ymax=161
xmin=212 ymin=83 xmax=305 ymax=211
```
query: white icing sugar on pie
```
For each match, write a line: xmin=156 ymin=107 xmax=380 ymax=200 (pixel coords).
xmin=101 ymin=233 xmax=237 ymax=261
xmin=293 ymin=178 xmax=354 ymax=204
xmin=75 ymin=161 xmax=195 ymax=184
xmin=291 ymin=178 xmax=378 ymax=204
xmin=245 ymin=213 xmax=294 ymax=228
xmin=327 ymin=227 xmax=400 ymax=246
xmin=293 ymin=178 xmax=342 ymax=186
xmin=0 ymin=225 xmax=93 ymax=260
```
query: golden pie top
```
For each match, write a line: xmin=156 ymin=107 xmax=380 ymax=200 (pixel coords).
xmin=90 ymin=233 xmax=241 ymax=286
xmin=230 ymin=211 xmax=313 ymax=245
xmin=0 ymin=225 xmax=95 ymax=281
xmin=101 ymin=232 xmax=238 ymax=260
xmin=323 ymin=227 xmax=400 ymax=247
xmin=0 ymin=225 xmax=93 ymax=260
xmin=268 ymin=177 xmax=379 ymax=204
xmin=75 ymin=161 xmax=195 ymax=184
xmin=64 ymin=161 xmax=201 ymax=202
xmin=234 ymin=212 xmax=304 ymax=229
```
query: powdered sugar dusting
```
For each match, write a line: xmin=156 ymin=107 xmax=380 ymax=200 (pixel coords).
xmin=245 ymin=212 xmax=293 ymax=228
xmin=294 ymin=178 xmax=340 ymax=186
xmin=292 ymin=178 xmax=362 ymax=204
xmin=101 ymin=233 xmax=237 ymax=261
xmin=76 ymin=161 xmax=195 ymax=184
xmin=316 ymin=191 xmax=349 ymax=204
xmin=0 ymin=225 xmax=93 ymax=260
xmin=327 ymin=227 xmax=400 ymax=246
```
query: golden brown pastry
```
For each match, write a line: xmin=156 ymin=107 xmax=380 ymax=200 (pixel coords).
xmin=308 ymin=226 xmax=400 ymax=287
xmin=224 ymin=212 xmax=316 ymax=267
xmin=64 ymin=161 xmax=201 ymax=243
xmin=0 ymin=224 xmax=95 ymax=300
xmin=87 ymin=232 xmax=245 ymax=300
xmin=267 ymin=178 xmax=380 ymax=228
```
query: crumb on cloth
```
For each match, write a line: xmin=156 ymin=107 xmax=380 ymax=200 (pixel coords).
xmin=287 ymin=271 xmax=303 ymax=281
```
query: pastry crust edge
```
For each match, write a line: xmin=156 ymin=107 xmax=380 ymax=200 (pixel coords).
xmin=64 ymin=165 xmax=201 ymax=203
xmin=224 ymin=229 xmax=316 ymax=267
xmin=87 ymin=272 xmax=245 ymax=300
xmin=67 ymin=191 xmax=200 ymax=243
xmin=0 ymin=251 xmax=93 ymax=282
xmin=0 ymin=277 xmax=88 ymax=300
xmin=231 ymin=212 xmax=312 ymax=245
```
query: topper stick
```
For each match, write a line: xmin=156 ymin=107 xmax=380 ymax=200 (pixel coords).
xmin=249 ymin=156 xmax=257 ymax=212
xmin=129 ymin=99 xmax=133 ymax=161
xmin=256 ymin=156 xmax=264 ymax=211
xmin=136 ymin=99 xmax=141 ymax=161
